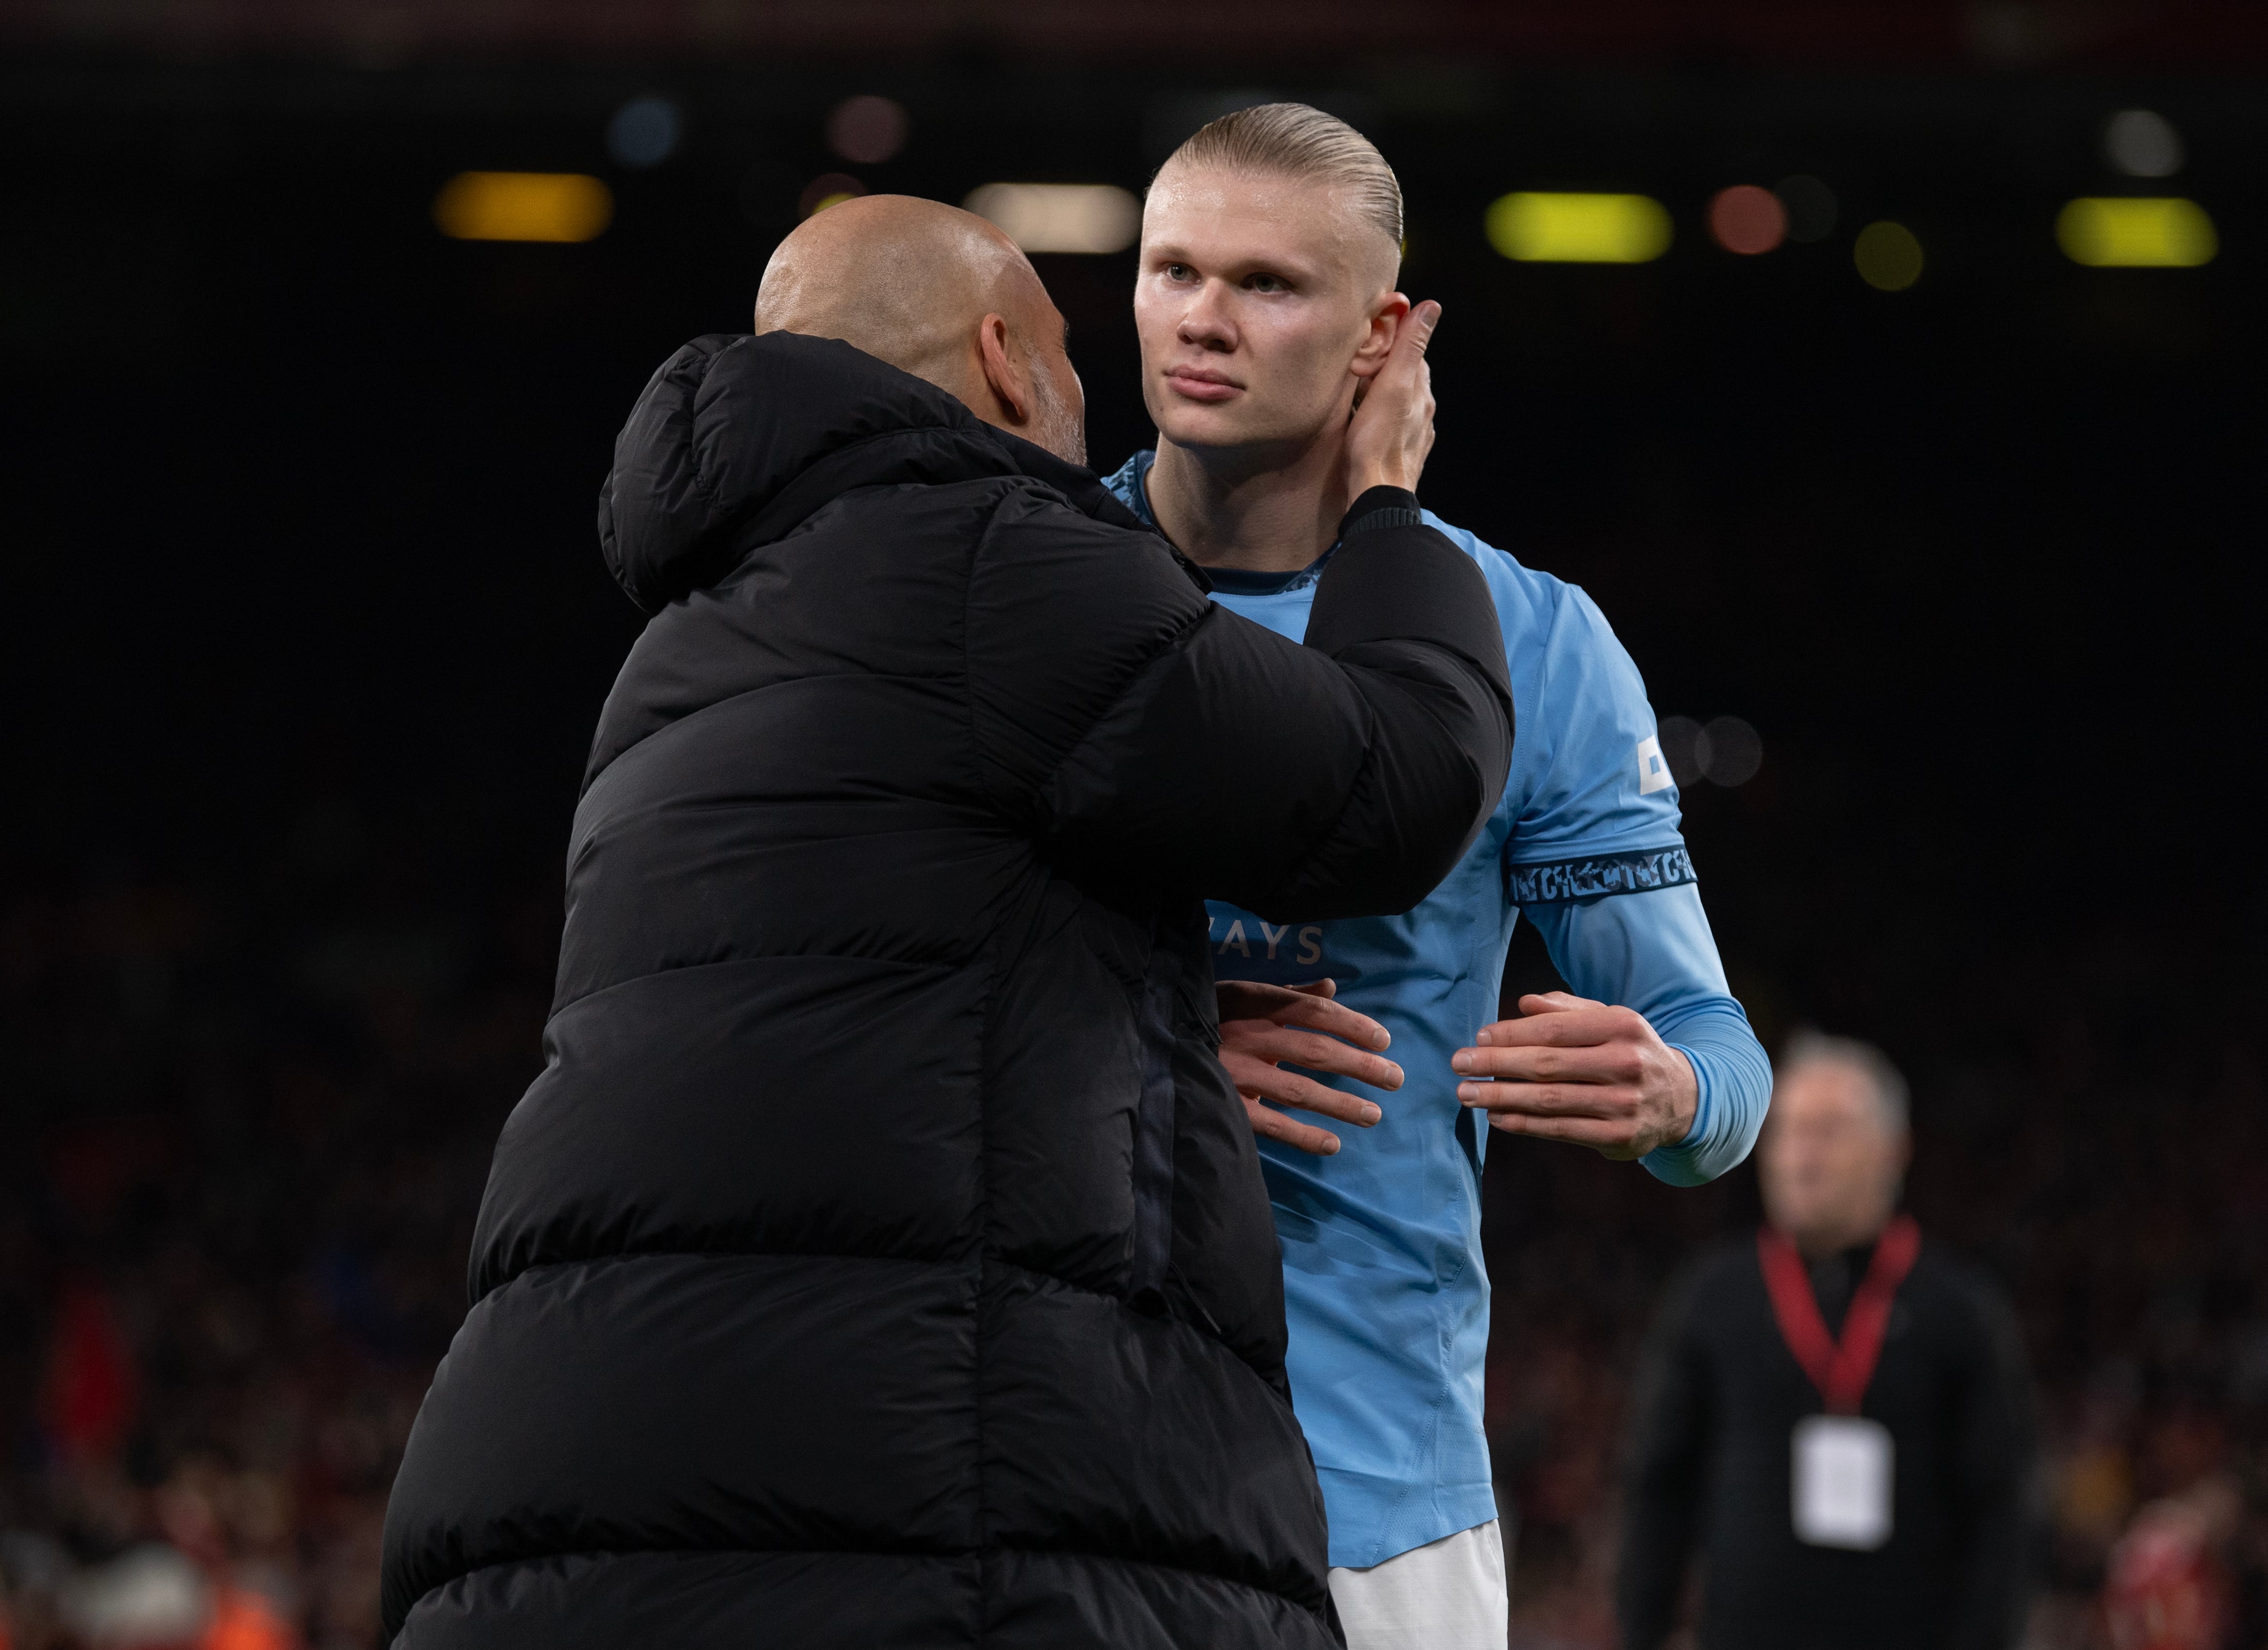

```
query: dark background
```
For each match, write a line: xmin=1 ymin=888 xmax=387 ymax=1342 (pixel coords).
xmin=2 ymin=6 xmax=2263 ymax=1644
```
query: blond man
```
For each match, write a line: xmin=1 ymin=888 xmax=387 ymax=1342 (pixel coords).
xmin=1105 ymin=105 xmax=1772 ymax=1646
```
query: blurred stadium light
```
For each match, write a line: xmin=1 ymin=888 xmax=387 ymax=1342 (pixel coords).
xmin=6 ymin=2 xmax=2266 ymax=65
xmin=1709 ymin=186 xmax=1788 ymax=254
xmin=800 ymin=173 xmax=866 ymax=216
xmin=605 ymin=97 xmax=682 ymax=169
xmin=1485 ymin=193 xmax=1672 ymax=264
xmin=2103 ymin=109 xmax=2186 ymax=177
xmin=1658 ymin=717 xmax=1764 ymax=787
xmin=1854 ymin=220 xmax=1925 ymax=289
xmin=432 ymin=172 xmax=612 ymax=242
xmin=2056 ymin=197 xmax=2218 ymax=266
xmin=965 ymin=184 xmax=1142 ymax=254
xmin=828 ymin=96 xmax=909 ymax=165
xmin=1698 ymin=717 xmax=1764 ymax=787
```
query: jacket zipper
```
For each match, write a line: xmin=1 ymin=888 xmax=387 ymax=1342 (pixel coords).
xmin=1129 ymin=941 xmax=1178 ymax=1315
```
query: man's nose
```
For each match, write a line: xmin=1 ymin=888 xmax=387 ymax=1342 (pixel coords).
xmin=1176 ymin=282 xmax=1236 ymax=351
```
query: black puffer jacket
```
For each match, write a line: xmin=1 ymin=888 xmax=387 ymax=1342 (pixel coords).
xmin=380 ymin=332 xmax=1513 ymax=1649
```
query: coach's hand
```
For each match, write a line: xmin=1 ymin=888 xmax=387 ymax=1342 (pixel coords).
xmin=1346 ymin=299 xmax=1439 ymax=496
xmin=1452 ymin=991 xmax=1697 ymax=1159
xmin=1217 ymin=979 xmax=1403 ymax=1157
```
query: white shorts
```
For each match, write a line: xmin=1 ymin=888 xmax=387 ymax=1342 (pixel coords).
xmin=1328 ymin=1519 xmax=1508 ymax=1650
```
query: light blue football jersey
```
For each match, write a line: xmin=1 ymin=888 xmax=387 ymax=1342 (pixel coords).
xmin=1104 ymin=453 xmax=1768 ymax=1568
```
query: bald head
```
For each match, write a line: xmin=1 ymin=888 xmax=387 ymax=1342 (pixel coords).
xmin=755 ymin=195 xmax=1086 ymax=465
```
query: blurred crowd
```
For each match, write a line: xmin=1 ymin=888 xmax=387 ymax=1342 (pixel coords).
xmin=1483 ymin=964 xmax=2268 ymax=1648
xmin=2 ymin=846 xmax=2261 ymax=1649
xmin=0 ymin=842 xmax=550 ymax=1649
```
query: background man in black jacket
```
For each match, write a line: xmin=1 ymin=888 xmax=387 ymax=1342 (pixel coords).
xmin=377 ymin=196 xmax=1515 ymax=1648
xmin=1617 ymin=1032 xmax=2039 ymax=1649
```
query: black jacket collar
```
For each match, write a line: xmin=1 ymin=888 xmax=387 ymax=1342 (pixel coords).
xmin=599 ymin=331 xmax=1176 ymax=611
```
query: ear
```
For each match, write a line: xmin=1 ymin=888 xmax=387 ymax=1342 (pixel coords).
xmin=1349 ymin=292 xmax=1413 ymax=381
xmin=975 ymin=313 xmax=1034 ymax=427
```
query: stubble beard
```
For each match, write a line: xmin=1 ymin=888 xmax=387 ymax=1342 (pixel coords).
xmin=1028 ymin=366 xmax=1088 ymax=471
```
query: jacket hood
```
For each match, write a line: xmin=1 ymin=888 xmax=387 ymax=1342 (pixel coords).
xmin=597 ymin=331 xmax=1144 ymax=613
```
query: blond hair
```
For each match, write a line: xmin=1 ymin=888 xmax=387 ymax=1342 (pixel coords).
xmin=1159 ymin=102 xmax=1403 ymax=252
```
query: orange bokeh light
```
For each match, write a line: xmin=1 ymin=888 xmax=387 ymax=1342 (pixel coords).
xmin=1709 ymin=185 xmax=1788 ymax=255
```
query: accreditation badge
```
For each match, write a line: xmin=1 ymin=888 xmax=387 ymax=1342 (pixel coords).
xmin=1791 ymin=1413 xmax=1894 ymax=1550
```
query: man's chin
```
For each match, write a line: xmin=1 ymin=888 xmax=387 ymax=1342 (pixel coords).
xmin=1154 ymin=408 xmax=1293 ymax=457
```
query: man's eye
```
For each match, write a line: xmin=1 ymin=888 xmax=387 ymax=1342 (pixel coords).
xmin=1165 ymin=264 xmax=1193 ymax=282
xmin=1247 ymin=273 xmax=1288 ymax=293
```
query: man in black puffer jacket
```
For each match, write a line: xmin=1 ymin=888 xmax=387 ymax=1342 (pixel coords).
xmin=381 ymin=196 xmax=1512 ymax=1649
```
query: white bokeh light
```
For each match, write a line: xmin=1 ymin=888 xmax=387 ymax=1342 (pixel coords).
xmin=2105 ymin=109 xmax=2184 ymax=179
xmin=606 ymin=97 xmax=682 ymax=169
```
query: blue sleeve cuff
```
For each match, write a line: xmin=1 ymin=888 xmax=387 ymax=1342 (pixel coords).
xmin=1517 ymin=880 xmax=1771 ymax=1189
xmin=1643 ymin=1004 xmax=1772 ymax=1186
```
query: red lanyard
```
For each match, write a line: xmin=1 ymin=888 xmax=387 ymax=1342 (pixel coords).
xmin=1756 ymin=1215 xmax=1921 ymax=1416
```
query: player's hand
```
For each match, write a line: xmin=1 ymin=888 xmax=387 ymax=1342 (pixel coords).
xmin=1345 ymin=299 xmax=1439 ymax=497
xmin=1217 ymin=979 xmax=1403 ymax=1157
xmin=1451 ymin=991 xmax=1698 ymax=1159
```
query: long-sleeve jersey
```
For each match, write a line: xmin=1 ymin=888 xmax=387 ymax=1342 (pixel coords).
xmin=1105 ymin=452 xmax=1772 ymax=1568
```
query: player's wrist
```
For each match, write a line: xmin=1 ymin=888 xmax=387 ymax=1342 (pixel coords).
xmin=1655 ymin=1047 xmax=1701 ymax=1150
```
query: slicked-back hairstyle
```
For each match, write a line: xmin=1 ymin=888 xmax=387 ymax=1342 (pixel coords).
xmin=1161 ymin=102 xmax=1403 ymax=253
xmin=1779 ymin=1030 xmax=1912 ymax=1136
